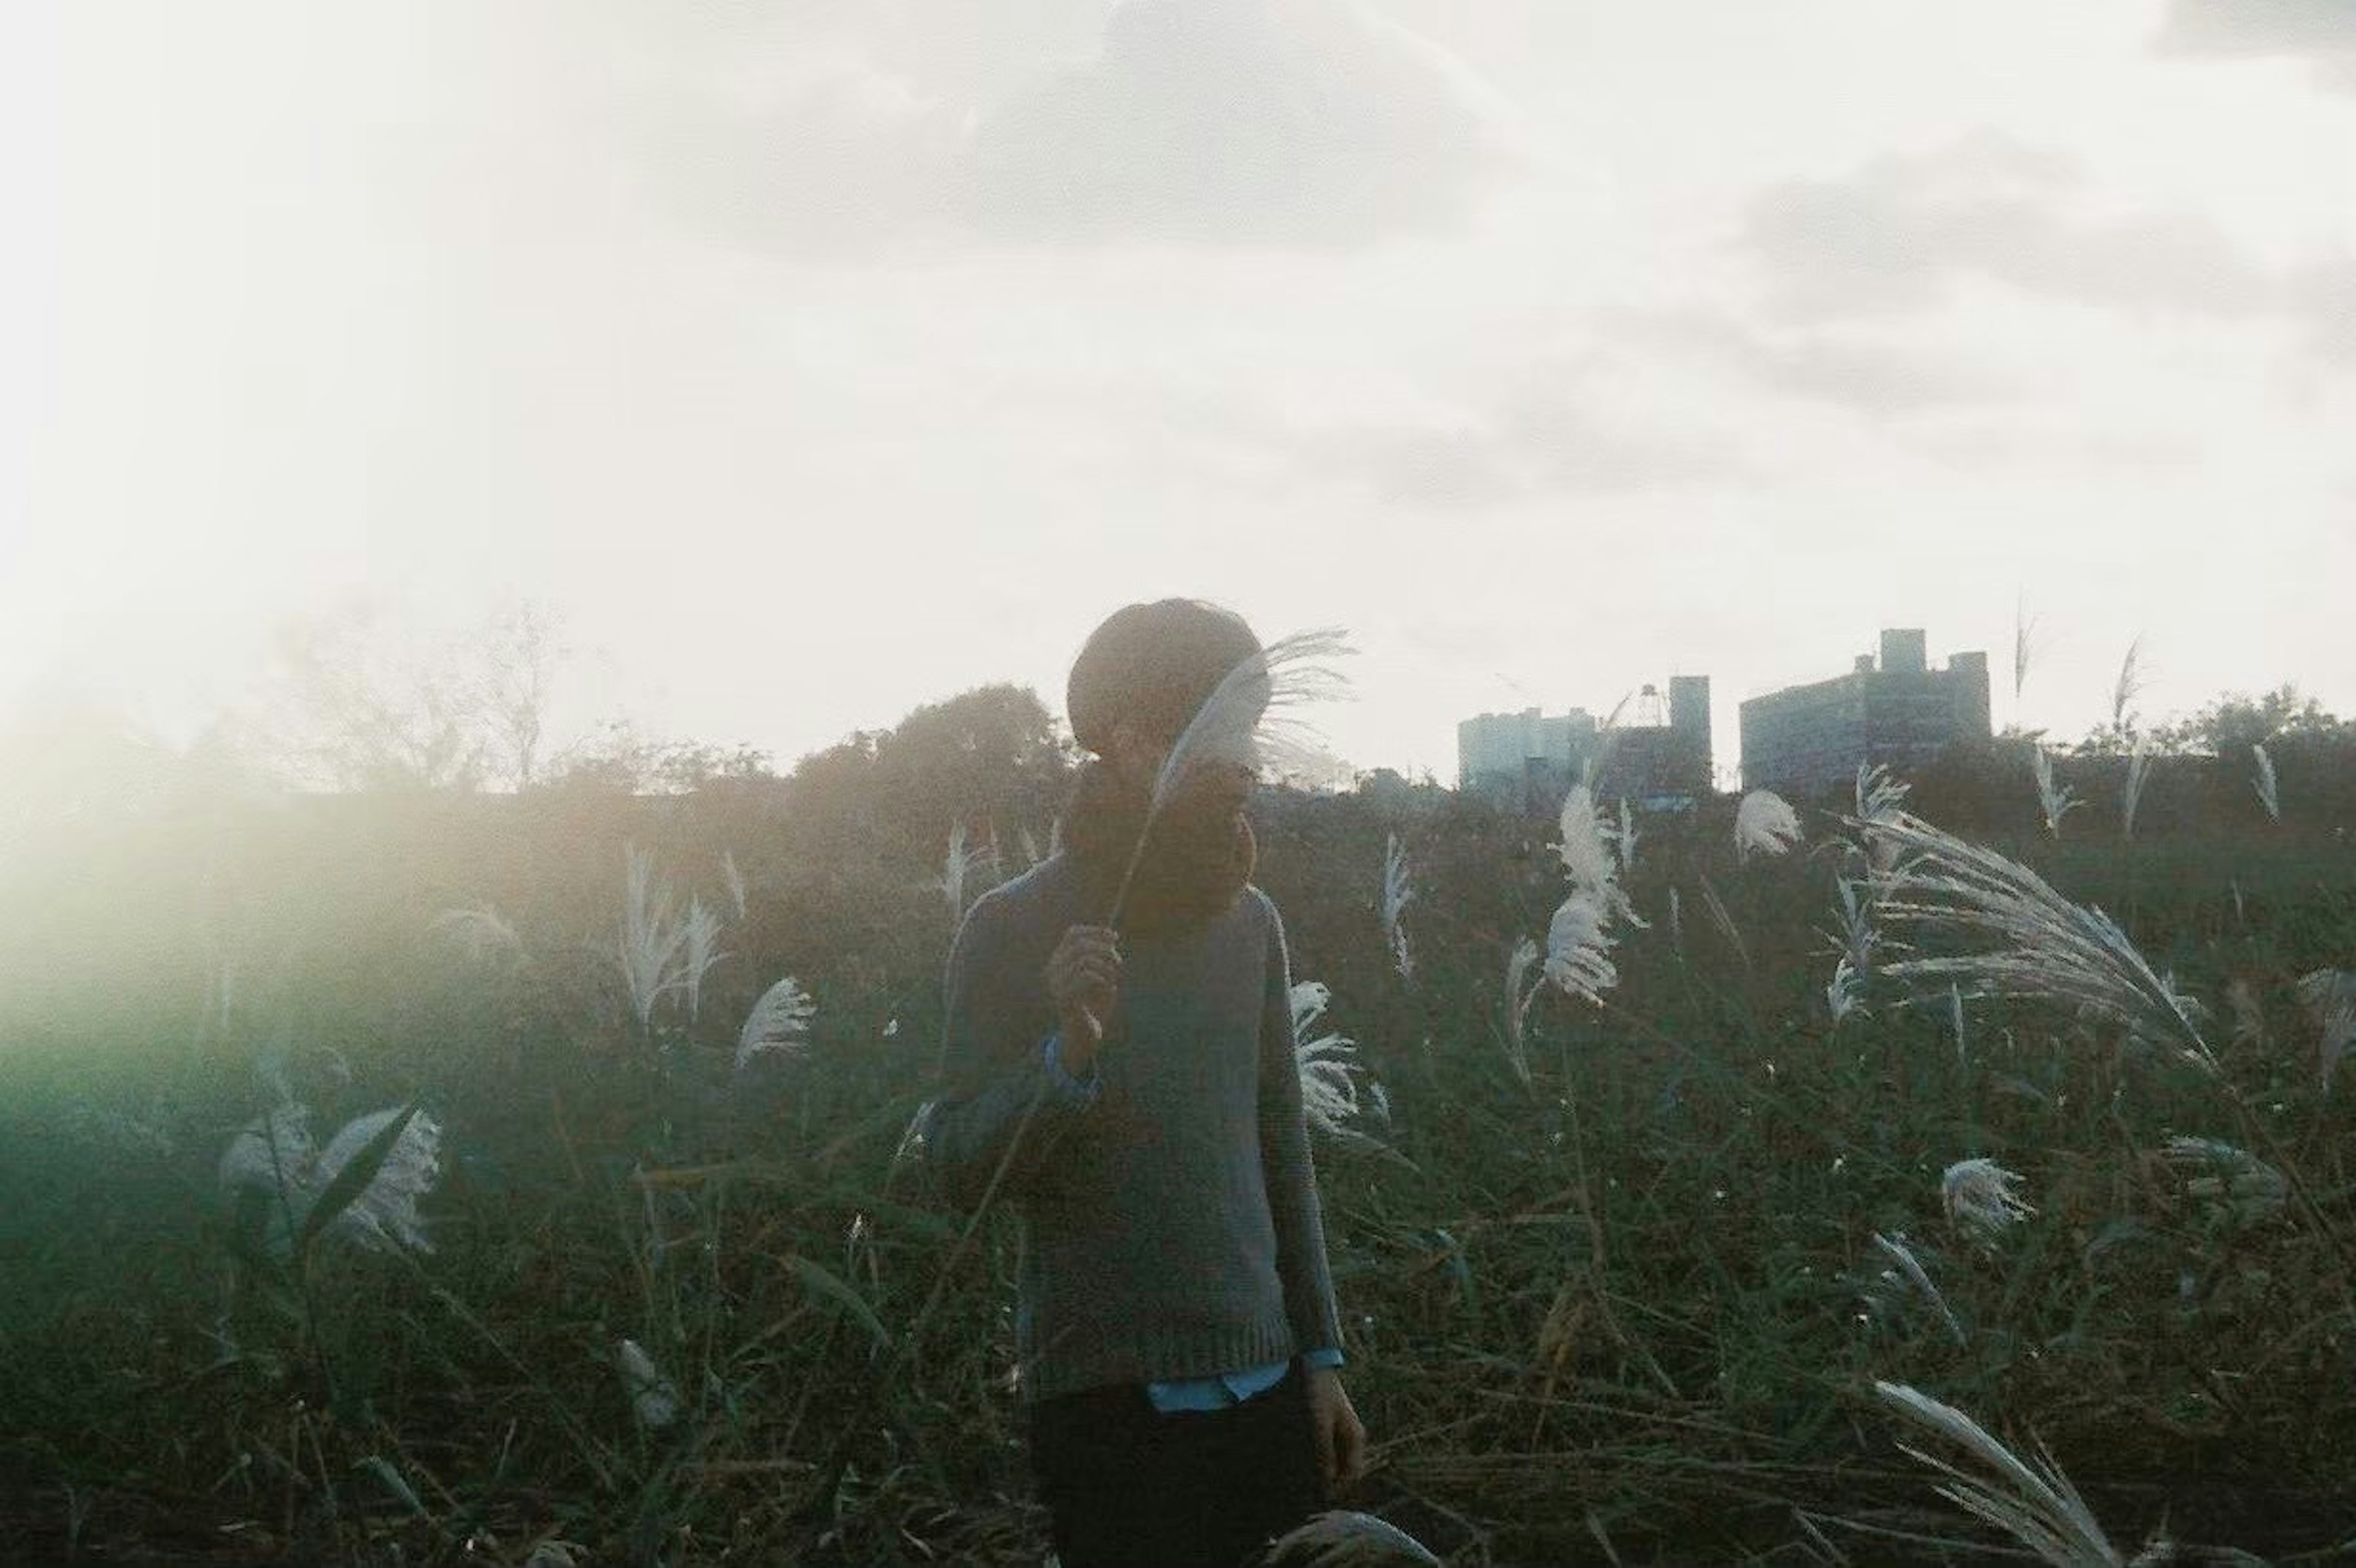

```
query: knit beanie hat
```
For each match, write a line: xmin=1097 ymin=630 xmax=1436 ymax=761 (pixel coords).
xmin=1066 ymin=599 xmax=1263 ymax=758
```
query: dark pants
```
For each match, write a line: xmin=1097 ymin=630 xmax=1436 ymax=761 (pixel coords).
xmin=1028 ymin=1361 xmax=1323 ymax=1568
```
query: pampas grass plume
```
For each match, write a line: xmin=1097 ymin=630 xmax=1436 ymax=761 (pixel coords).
xmin=1735 ymin=790 xmax=1801 ymax=861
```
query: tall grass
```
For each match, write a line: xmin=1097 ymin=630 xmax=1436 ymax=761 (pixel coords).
xmin=2 ymin=755 xmax=2352 ymax=1562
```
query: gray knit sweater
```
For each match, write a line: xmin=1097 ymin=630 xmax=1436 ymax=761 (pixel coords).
xmin=918 ymin=853 xmax=1346 ymax=1406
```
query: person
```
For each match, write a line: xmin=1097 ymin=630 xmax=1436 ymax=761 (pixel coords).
xmin=917 ymin=598 xmax=1367 ymax=1568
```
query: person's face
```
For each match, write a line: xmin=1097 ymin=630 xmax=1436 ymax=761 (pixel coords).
xmin=1107 ymin=718 xmax=1255 ymax=814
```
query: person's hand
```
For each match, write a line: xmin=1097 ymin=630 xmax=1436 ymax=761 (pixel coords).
xmin=1044 ymin=924 xmax=1120 ymax=1073
xmin=1304 ymin=1365 xmax=1367 ymax=1499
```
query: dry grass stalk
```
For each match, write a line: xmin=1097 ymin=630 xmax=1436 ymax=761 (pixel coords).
xmin=2120 ymin=736 xmax=2154 ymax=842
xmin=736 ymin=976 xmax=817 ymax=1070
xmin=1827 ymin=957 xmax=1866 ymax=1026
xmin=1869 ymin=1231 xmax=1966 ymax=1346
xmin=721 ymin=849 xmax=749 ymax=920
xmin=2112 ymin=635 xmax=2146 ymax=737
xmin=2250 ymin=744 xmax=2281 ymax=823
xmin=1501 ymin=935 xmax=1541 ymax=1085
xmin=618 ymin=844 xmax=688 ymax=1031
xmin=1857 ymin=812 xmax=2212 ymax=1070
xmin=1873 ymin=1381 xmax=2120 ymax=1566
xmin=682 ymin=896 xmax=724 ymax=1021
xmin=2031 ymin=747 xmax=2084 ymax=837
xmin=1380 ymin=834 xmax=1414 ymax=982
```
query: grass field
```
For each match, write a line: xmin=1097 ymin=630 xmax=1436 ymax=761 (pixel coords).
xmin=3 ymin=763 xmax=2352 ymax=1565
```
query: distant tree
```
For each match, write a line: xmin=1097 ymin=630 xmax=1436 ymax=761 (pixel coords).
xmin=868 ymin=684 xmax=1073 ymax=859
xmin=478 ymin=601 xmax=566 ymax=790
xmin=245 ymin=596 xmax=571 ymax=793
xmin=541 ymin=719 xmax=774 ymax=796
xmin=2149 ymin=684 xmax=2346 ymax=756
xmin=255 ymin=603 xmax=488 ymax=792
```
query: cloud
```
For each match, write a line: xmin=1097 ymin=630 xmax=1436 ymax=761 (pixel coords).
xmin=2157 ymin=0 xmax=2356 ymax=58
xmin=1737 ymin=131 xmax=2273 ymax=325
xmin=1608 ymin=307 xmax=2015 ymax=416
xmin=1280 ymin=388 xmax=1752 ymax=509
xmin=967 ymin=0 xmax=1501 ymax=247
xmin=620 ymin=0 xmax=1509 ymax=258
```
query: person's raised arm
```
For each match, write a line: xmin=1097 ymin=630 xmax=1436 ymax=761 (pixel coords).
xmin=915 ymin=896 xmax=1112 ymax=1213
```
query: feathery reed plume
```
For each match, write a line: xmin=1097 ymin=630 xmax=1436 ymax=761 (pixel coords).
xmin=1533 ymin=781 xmax=1648 ymax=1009
xmin=1544 ymin=889 xmax=1620 ymax=1005
xmin=1666 ymin=885 xmax=1685 ymax=964
xmin=2111 ymin=634 xmax=2146 ymax=739
xmin=2162 ymin=1136 xmax=2288 ymax=1224
xmin=1289 ymin=982 xmax=1389 ymax=1149
xmin=1827 ymin=956 xmax=1867 ymax=1025
xmin=2013 ymin=592 xmax=2038 ymax=706
xmin=682 ymin=896 xmax=724 ymax=1021
xmin=1257 ymin=1509 xmax=1441 ymax=1567
xmin=1942 ymin=1158 xmax=2033 ymax=1247
xmin=617 ymin=845 xmax=687 ymax=1032
xmin=1109 ymin=628 xmax=1354 ymax=926
xmin=1950 ymin=982 xmax=1969 ymax=1064
xmin=939 ymin=823 xmax=998 ymax=917
xmin=2030 ymin=747 xmax=2083 ymax=837
xmin=1018 ymin=825 xmax=1042 ymax=869
xmin=318 ymin=1107 xmax=441 ymax=1252
xmin=2120 ymin=736 xmax=2154 ymax=842
xmin=1857 ymin=761 xmax=1911 ymax=826
xmin=220 ymin=1102 xmax=442 ymax=1256
xmin=736 ymin=976 xmax=817 ymax=1070
xmin=2295 ymin=969 xmax=2356 ymax=1089
xmin=1855 ymin=762 xmax=1911 ymax=872
xmin=433 ymin=905 xmax=522 ymax=968
xmin=1615 ymin=796 xmax=1638 ymax=878
xmin=2250 ymin=744 xmax=2280 ymax=823
xmin=721 ymin=849 xmax=749 ymax=921
xmin=1873 ymin=1382 xmax=2119 ymax=1566
xmin=617 ymin=1339 xmax=680 ymax=1428
xmin=1555 ymin=784 xmax=1633 ymax=920
xmin=1869 ymin=1231 xmax=1966 ymax=1345
xmin=1502 ymin=936 xmax=1541 ymax=1085
xmin=1857 ymin=812 xmax=2212 ymax=1070
xmin=1735 ymin=790 xmax=1801 ymax=861
xmin=1823 ymin=877 xmax=1879 ymax=975
xmin=1379 ymin=834 xmax=1414 ymax=982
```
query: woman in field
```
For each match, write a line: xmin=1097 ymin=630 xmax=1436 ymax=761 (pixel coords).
xmin=920 ymin=598 xmax=1367 ymax=1568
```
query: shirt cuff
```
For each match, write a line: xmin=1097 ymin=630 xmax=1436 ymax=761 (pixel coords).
xmin=1041 ymin=1030 xmax=1101 ymax=1102
xmin=1299 ymin=1345 xmax=1345 ymax=1370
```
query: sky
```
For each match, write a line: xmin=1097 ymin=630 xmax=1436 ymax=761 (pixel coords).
xmin=6 ymin=0 xmax=2355 ymax=785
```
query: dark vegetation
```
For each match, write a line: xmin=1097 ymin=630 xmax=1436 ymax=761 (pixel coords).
xmin=3 ymin=679 xmax=2354 ymax=1564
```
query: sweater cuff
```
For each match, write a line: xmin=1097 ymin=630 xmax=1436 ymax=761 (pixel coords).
xmin=1041 ymin=1030 xmax=1101 ymax=1103
xmin=1300 ymin=1345 xmax=1345 ymax=1370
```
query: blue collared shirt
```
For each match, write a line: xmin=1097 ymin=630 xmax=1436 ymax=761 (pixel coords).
xmin=1042 ymin=1031 xmax=1346 ymax=1410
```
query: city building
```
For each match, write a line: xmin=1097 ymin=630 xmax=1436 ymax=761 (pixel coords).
xmin=1458 ymin=676 xmax=1712 ymax=812
xmin=1739 ymin=629 xmax=1992 ymax=798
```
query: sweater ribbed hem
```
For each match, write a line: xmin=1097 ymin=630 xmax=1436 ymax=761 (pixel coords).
xmin=1016 ymin=1297 xmax=1302 ymax=1406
